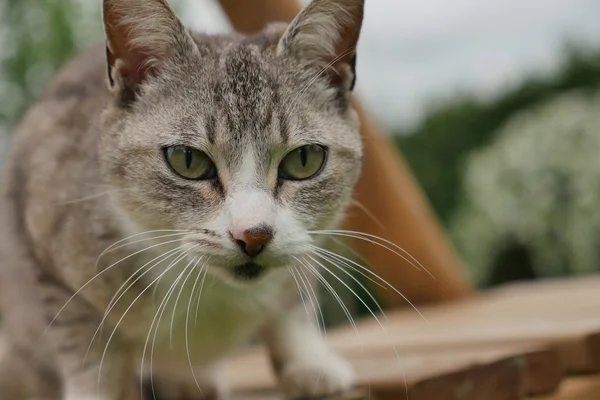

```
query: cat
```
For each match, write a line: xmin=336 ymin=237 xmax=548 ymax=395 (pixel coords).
xmin=0 ymin=0 xmax=364 ymax=399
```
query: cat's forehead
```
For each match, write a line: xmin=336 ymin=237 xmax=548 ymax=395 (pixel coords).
xmin=148 ymin=31 xmax=339 ymax=153
xmin=212 ymin=45 xmax=283 ymax=142
xmin=179 ymin=40 xmax=321 ymax=146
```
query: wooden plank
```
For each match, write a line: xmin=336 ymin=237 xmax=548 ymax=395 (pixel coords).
xmin=331 ymin=320 xmax=600 ymax=374
xmin=528 ymin=375 xmax=600 ymax=400
xmin=523 ymin=348 xmax=564 ymax=395
xmin=228 ymin=355 xmax=524 ymax=400
xmin=223 ymin=342 xmax=558 ymax=396
xmin=234 ymin=389 xmax=375 ymax=400
xmin=328 ymin=277 xmax=600 ymax=373
xmin=404 ymin=358 xmax=523 ymax=400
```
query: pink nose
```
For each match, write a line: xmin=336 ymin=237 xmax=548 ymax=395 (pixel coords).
xmin=231 ymin=226 xmax=273 ymax=258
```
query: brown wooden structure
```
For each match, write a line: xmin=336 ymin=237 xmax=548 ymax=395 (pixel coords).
xmin=226 ymin=276 xmax=600 ymax=400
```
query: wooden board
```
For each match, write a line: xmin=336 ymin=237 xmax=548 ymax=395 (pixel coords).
xmin=227 ymin=277 xmax=600 ymax=399
xmin=528 ymin=375 xmax=600 ymax=400
xmin=224 ymin=342 xmax=559 ymax=396
xmin=329 ymin=277 xmax=600 ymax=373
xmin=228 ymin=356 xmax=524 ymax=400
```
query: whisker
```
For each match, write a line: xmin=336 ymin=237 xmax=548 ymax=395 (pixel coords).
xmin=309 ymin=230 xmax=433 ymax=279
xmin=169 ymin=257 xmax=203 ymax=347
xmin=325 ymin=236 xmax=371 ymax=270
xmin=304 ymin=255 xmax=407 ymax=391
xmin=104 ymin=246 xmax=186 ymax=318
xmin=288 ymin=268 xmax=313 ymax=326
xmin=95 ymin=229 xmax=192 ymax=268
xmin=310 ymin=245 xmax=428 ymax=323
xmin=310 ymin=245 xmax=386 ymax=291
xmin=306 ymin=254 xmax=385 ymax=327
xmin=97 ymin=246 xmax=196 ymax=387
xmin=139 ymin=269 xmax=180 ymax=398
xmin=86 ymin=247 xmax=186 ymax=366
xmin=185 ymin=258 xmax=210 ymax=396
xmin=294 ymin=257 xmax=358 ymax=335
xmin=95 ymin=231 xmax=192 ymax=269
xmin=45 ymin=239 xmax=187 ymax=337
xmin=293 ymin=266 xmax=327 ymax=337
xmin=348 ymin=199 xmax=387 ymax=233
xmin=308 ymin=250 xmax=385 ymax=319
xmin=92 ymin=246 xmax=188 ymax=355
xmin=148 ymin=253 xmax=197 ymax=399
xmin=194 ymin=262 xmax=211 ymax=326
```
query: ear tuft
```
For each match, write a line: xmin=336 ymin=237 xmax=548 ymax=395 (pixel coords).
xmin=278 ymin=0 xmax=365 ymax=92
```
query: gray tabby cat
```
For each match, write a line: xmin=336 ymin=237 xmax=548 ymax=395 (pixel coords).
xmin=0 ymin=0 xmax=364 ymax=398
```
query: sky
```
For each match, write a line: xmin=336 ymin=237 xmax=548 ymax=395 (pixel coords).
xmin=182 ymin=0 xmax=600 ymax=131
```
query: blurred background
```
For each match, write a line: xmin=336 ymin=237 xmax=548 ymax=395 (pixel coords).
xmin=2 ymin=0 xmax=600 ymax=323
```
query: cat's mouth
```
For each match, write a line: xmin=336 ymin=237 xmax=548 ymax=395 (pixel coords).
xmin=231 ymin=262 xmax=265 ymax=281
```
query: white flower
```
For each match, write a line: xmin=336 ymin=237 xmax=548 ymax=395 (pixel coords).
xmin=450 ymin=89 xmax=600 ymax=285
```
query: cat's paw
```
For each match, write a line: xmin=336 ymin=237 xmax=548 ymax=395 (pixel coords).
xmin=278 ymin=354 xmax=355 ymax=399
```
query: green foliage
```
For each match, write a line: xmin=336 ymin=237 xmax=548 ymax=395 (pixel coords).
xmin=0 ymin=0 xmax=82 ymax=127
xmin=395 ymin=44 xmax=600 ymax=226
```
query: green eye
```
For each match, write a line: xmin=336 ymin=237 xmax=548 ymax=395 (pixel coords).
xmin=164 ymin=145 xmax=216 ymax=180
xmin=278 ymin=144 xmax=327 ymax=181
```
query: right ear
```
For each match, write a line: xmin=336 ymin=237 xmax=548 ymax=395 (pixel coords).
xmin=103 ymin=0 xmax=197 ymax=104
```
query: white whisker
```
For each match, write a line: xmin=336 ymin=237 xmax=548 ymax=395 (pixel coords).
xmin=194 ymin=262 xmax=210 ymax=326
xmin=88 ymin=246 xmax=188 ymax=363
xmin=185 ymin=258 xmax=210 ymax=396
xmin=310 ymin=245 xmax=428 ymax=323
xmin=309 ymin=230 xmax=433 ymax=279
xmin=97 ymin=245 xmax=196 ymax=388
xmin=148 ymin=253 xmax=197 ymax=398
xmin=45 ymin=239 xmax=186 ymax=337
xmin=305 ymin=256 xmax=407 ymax=394
xmin=310 ymin=245 xmax=386 ymax=291
xmin=95 ymin=229 xmax=192 ymax=268
xmin=306 ymin=254 xmax=385 ymax=327
xmin=293 ymin=266 xmax=327 ymax=337
xmin=308 ymin=251 xmax=385 ymax=319
xmin=288 ymin=268 xmax=313 ymax=325
xmin=169 ymin=257 xmax=202 ymax=347
xmin=294 ymin=257 xmax=358 ymax=335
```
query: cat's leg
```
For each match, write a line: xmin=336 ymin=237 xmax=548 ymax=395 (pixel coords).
xmin=261 ymin=306 xmax=355 ymax=399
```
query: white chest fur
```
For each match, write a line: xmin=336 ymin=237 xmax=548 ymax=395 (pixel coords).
xmin=131 ymin=262 xmax=292 ymax=367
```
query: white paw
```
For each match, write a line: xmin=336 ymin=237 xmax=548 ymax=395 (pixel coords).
xmin=279 ymin=354 xmax=355 ymax=399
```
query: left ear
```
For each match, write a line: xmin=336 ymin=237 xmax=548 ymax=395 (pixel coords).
xmin=277 ymin=0 xmax=365 ymax=91
xmin=103 ymin=0 xmax=198 ymax=105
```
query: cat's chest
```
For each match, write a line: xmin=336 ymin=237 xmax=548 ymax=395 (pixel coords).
xmin=131 ymin=266 xmax=291 ymax=364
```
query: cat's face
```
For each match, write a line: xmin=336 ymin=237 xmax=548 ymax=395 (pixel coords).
xmin=100 ymin=0 xmax=364 ymax=282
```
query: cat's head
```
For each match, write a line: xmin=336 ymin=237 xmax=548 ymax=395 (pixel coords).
xmin=99 ymin=0 xmax=364 ymax=282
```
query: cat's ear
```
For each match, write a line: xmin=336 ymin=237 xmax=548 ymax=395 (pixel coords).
xmin=277 ymin=0 xmax=365 ymax=91
xmin=103 ymin=0 xmax=197 ymax=103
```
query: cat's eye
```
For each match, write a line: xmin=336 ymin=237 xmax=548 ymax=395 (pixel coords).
xmin=164 ymin=145 xmax=216 ymax=180
xmin=278 ymin=144 xmax=327 ymax=181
